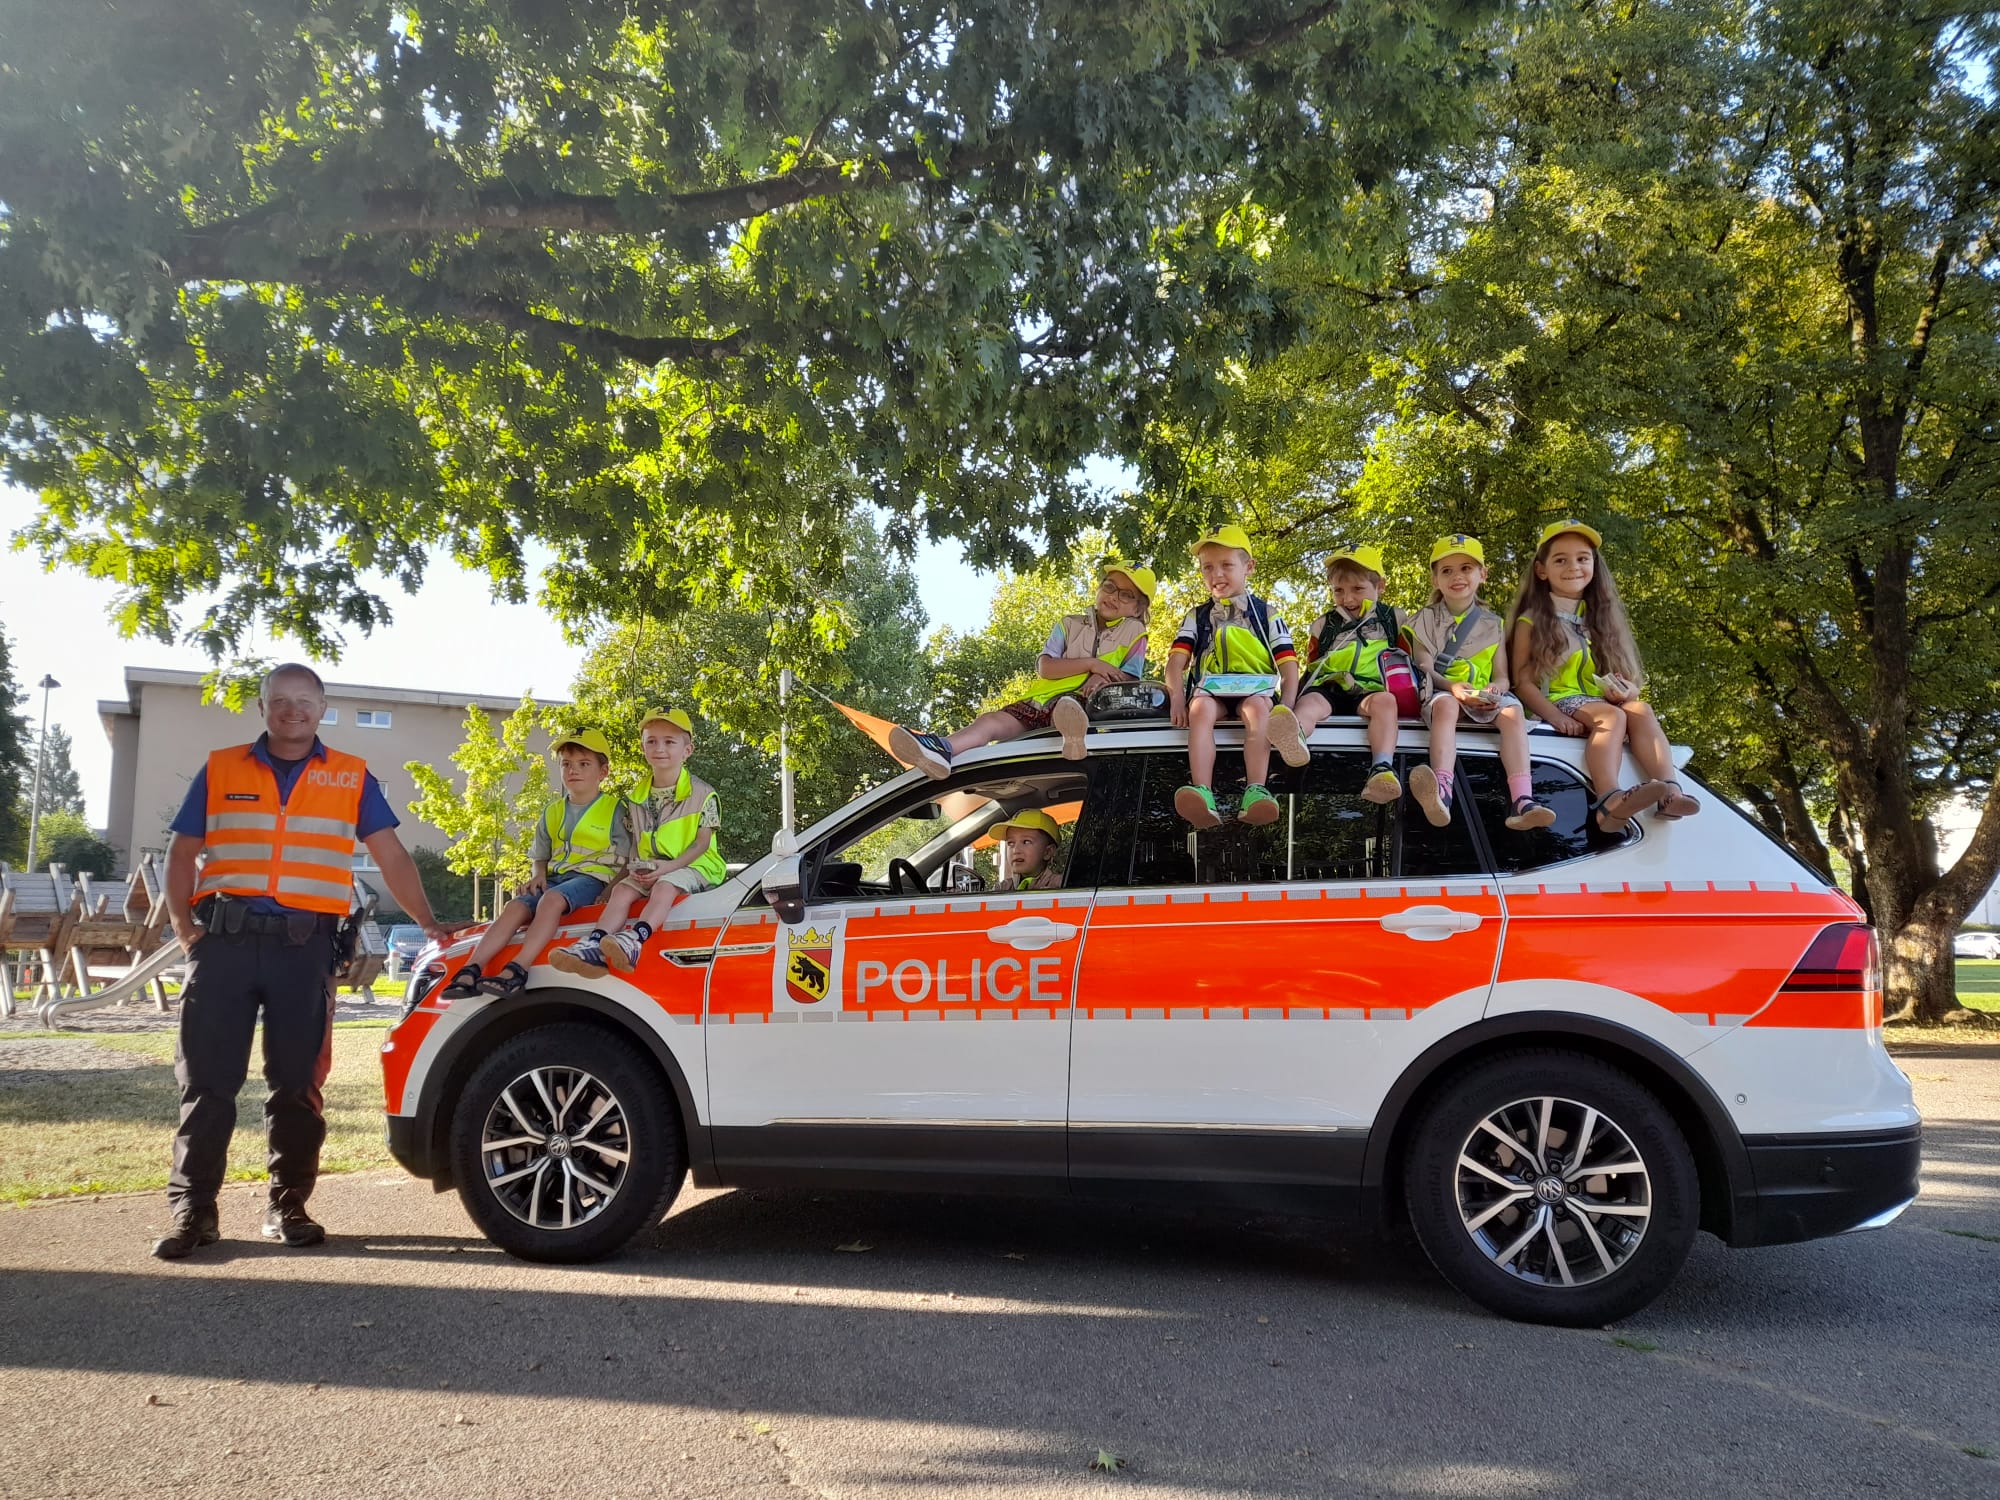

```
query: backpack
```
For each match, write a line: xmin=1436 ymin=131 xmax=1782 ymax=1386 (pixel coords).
xmin=1186 ymin=596 xmax=1280 ymax=698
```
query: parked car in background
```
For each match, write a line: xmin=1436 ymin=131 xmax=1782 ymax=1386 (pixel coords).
xmin=1953 ymin=930 xmax=2000 ymax=960
xmin=385 ymin=924 xmax=428 ymax=977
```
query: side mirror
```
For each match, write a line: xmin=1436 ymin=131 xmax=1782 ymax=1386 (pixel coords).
xmin=763 ymin=853 xmax=806 ymax=926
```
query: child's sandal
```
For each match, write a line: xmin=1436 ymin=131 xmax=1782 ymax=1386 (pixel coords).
xmin=475 ymin=960 xmax=529 ymax=997
xmin=1655 ymin=780 xmax=1701 ymax=820
xmin=1592 ymin=780 xmax=1671 ymax=832
xmin=440 ymin=964 xmax=484 ymax=1000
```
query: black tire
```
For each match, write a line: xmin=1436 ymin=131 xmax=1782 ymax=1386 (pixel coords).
xmin=449 ymin=1023 xmax=684 ymax=1263
xmin=1402 ymin=1049 xmax=1698 ymax=1326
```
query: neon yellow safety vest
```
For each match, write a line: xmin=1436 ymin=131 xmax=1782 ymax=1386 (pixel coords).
xmin=1546 ymin=603 xmax=1603 ymax=701
xmin=633 ymin=767 xmax=727 ymax=887
xmin=1020 ymin=613 xmax=1147 ymax=704
xmin=542 ymin=792 xmax=623 ymax=881
xmin=1305 ymin=606 xmax=1399 ymax=692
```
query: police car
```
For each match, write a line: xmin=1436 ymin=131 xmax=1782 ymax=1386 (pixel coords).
xmin=381 ymin=717 xmax=1920 ymax=1326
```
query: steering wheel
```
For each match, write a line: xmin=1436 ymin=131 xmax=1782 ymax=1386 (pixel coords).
xmin=888 ymin=858 xmax=929 ymax=895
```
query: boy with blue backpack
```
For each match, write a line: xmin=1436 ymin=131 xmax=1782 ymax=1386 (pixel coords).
xmin=1162 ymin=524 xmax=1299 ymax=828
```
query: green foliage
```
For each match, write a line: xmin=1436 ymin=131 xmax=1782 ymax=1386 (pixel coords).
xmin=45 ymin=829 xmax=116 ymax=879
xmin=407 ymin=846 xmax=475 ymax=923
xmin=569 ymin=517 xmax=932 ymax=844
xmin=405 ymin=700 xmax=553 ymax=887
xmin=0 ymin=630 xmax=26 ymax=864
xmin=22 ymin=725 xmax=84 ymax=821
xmin=0 ymin=0 xmax=1502 ymax=658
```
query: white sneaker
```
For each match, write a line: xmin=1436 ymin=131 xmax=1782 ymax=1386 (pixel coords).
xmin=1052 ymin=696 xmax=1090 ymax=760
xmin=1267 ymin=704 xmax=1310 ymax=768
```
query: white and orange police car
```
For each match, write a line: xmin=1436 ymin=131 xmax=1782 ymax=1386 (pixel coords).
xmin=381 ymin=717 xmax=1919 ymax=1326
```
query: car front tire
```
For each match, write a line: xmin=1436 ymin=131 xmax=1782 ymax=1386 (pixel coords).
xmin=1402 ymin=1049 xmax=1699 ymax=1327
xmin=449 ymin=1023 xmax=684 ymax=1262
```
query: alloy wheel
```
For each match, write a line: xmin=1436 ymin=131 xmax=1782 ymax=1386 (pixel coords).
xmin=479 ymin=1064 xmax=633 ymax=1230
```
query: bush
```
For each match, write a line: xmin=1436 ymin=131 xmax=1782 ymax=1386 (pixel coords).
xmin=45 ymin=830 xmax=117 ymax=878
xmin=410 ymin=846 xmax=474 ymax=922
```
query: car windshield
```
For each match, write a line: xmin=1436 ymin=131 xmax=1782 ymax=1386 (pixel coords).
xmin=388 ymin=926 xmax=424 ymax=945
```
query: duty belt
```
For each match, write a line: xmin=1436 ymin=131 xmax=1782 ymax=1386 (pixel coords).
xmin=197 ymin=894 xmax=340 ymax=944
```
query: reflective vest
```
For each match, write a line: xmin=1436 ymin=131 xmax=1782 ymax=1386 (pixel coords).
xmin=197 ymin=743 xmax=365 ymax=916
xmin=543 ymin=792 xmax=623 ymax=880
xmin=1545 ymin=603 xmax=1603 ymax=701
xmin=632 ymin=768 xmax=726 ymax=886
xmin=1020 ymin=613 xmax=1147 ymax=704
xmin=1183 ymin=595 xmax=1285 ymax=681
xmin=1304 ymin=603 xmax=1400 ymax=692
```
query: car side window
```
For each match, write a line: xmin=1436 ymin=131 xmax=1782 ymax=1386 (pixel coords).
xmin=805 ymin=763 xmax=1096 ymax=900
xmin=1455 ymin=753 xmax=1633 ymax=874
xmin=1098 ymin=750 xmax=1484 ymax=888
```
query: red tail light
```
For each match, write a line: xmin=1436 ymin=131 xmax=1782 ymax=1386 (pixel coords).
xmin=1779 ymin=923 xmax=1882 ymax=1027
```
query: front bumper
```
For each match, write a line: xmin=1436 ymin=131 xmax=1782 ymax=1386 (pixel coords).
xmin=1732 ymin=1124 xmax=1922 ymax=1246
xmin=385 ymin=1113 xmax=431 ymax=1180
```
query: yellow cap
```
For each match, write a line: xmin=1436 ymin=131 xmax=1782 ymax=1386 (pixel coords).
xmin=989 ymin=808 xmax=1063 ymax=842
xmin=1430 ymin=533 xmax=1486 ymax=566
xmin=1536 ymin=518 xmax=1603 ymax=551
xmin=1328 ymin=545 xmax=1386 ymax=578
xmin=640 ymin=709 xmax=695 ymax=738
xmin=553 ymin=728 xmax=613 ymax=758
xmin=1191 ymin=524 xmax=1255 ymax=558
xmin=1101 ymin=562 xmax=1157 ymax=602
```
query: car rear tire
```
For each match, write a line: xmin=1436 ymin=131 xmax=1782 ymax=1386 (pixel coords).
xmin=449 ymin=1023 xmax=684 ymax=1263
xmin=1402 ymin=1049 xmax=1698 ymax=1326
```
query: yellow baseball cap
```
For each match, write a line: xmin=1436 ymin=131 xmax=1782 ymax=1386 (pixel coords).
xmin=989 ymin=808 xmax=1063 ymax=842
xmin=554 ymin=728 xmax=613 ymax=758
xmin=1430 ymin=533 xmax=1486 ymax=565
xmin=1191 ymin=523 xmax=1255 ymax=558
xmin=640 ymin=709 xmax=695 ymax=737
xmin=1101 ymin=561 xmax=1157 ymax=602
xmin=1536 ymin=518 xmax=1604 ymax=550
xmin=1328 ymin=545 xmax=1387 ymax=578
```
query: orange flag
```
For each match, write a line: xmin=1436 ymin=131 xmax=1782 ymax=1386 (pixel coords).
xmin=828 ymin=698 xmax=901 ymax=756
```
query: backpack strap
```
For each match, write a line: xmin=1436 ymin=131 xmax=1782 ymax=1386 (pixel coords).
xmin=1431 ymin=603 xmax=1490 ymax=679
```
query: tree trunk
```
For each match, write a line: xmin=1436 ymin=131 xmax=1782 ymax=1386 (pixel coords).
xmin=1867 ymin=783 xmax=2000 ymax=1026
xmin=1880 ymin=904 xmax=1972 ymax=1027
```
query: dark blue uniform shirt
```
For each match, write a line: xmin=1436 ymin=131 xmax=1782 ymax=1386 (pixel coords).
xmin=173 ymin=734 xmax=399 ymax=914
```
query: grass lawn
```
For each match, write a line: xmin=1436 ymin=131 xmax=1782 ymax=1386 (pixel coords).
xmin=0 ymin=1021 xmax=395 ymax=1205
xmin=1957 ymin=958 xmax=2000 ymax=1013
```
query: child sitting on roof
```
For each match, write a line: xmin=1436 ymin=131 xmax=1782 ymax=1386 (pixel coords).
xmin=887 ymin=561 xmax=1156 ymax=779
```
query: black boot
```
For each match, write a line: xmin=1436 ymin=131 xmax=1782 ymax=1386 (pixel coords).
xmin=261 ymin=1199 xmax=326 ymax=1247
xmin=151 ymin=1204 xmax=220 ymax=1260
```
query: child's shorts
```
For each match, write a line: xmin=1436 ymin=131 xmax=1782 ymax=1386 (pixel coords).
xmin=1298 ymin=683 xmax=1386 ymax=715
xmin=999 ymin=694 xmax=1078 ymax=730
xmin=519 ymin=872 xmax=607 ymax=914
xmin=1553 ymin=693 xmax=1604 ymax=715
xmin=1190 ymin=689 xmax=1276 ymax=718
xmin=616 ymin=867 xmax=716 ymax=898
xmin=1423 ymin=689 xmax=1522 ymax=727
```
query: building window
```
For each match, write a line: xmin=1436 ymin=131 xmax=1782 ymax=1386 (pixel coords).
xmin=355 ymin=710 xmax=393 ymax=728
xmin=320 ymin=707 xmax=338 ymax=724
xmin=351 ymin=849 xmax=377 ymax=871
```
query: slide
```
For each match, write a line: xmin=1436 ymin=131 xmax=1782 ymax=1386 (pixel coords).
xmin=38 ymin=938 xmax=186 ymax=1027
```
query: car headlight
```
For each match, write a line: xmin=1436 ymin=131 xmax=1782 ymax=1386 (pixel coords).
xmin=401 ymin=947 xmax=444 ymax=1017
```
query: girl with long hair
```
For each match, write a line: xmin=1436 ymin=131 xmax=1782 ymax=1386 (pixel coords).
xmin=1507 ymin=520 xmax=1700 ymax=832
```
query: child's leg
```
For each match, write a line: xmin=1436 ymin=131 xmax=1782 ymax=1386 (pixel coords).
xmin=464 ymin=900 xmax=530 ymax=972
xmin=1427 ymin=696 xmax=1461 ymax=781
xmin=947 ymin=711 xmax=1029 ymax=757
xmin=512 ymin=892 xmax=573 ymax=966
xmin=1187 ymin=695 xmax=1222 ymax=786
xmin=1361 ymin=692 xmax=1398 ymax=762
xmin=1291 ymin=690 xmax=1333 ymax=736
xmin=634 ymin=881 xmax=686 ymax=928
xmin=1494 ymin=704 xmax=1532 ymax=777
xmin=1238 ymin=695 xmax=1273 ymax=785
xmin=1568 ymin=700 xmax=1629 ymax=792
xmin=1619 ymin=701 xmax=1673 ymax=782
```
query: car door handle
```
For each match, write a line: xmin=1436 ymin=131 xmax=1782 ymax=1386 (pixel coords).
xmin=1378 ymin=905 xmax=1484 ymax=940
xmin=987 ymin=917 xmax=1079 ymax=951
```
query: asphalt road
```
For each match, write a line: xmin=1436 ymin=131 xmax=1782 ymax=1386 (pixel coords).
xmin=2 ymin=1050 xmax=1995 ymax=1500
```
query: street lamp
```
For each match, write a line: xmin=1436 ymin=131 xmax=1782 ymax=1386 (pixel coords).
xmin=24 ymin=674 xmax=60 ymax=869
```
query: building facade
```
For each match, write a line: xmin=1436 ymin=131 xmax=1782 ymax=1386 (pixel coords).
xmin=98 ymin=668 xmax=559 ymax=906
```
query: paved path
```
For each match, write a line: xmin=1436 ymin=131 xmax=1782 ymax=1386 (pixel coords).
xmin=2 ymin=1056 xmax=1995 ymax=1500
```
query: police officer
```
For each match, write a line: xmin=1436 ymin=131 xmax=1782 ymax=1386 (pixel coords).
xmin=152 ymin=664 xmax=452 ymax=1259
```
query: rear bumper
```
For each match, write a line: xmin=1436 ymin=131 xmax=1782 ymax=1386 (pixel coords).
xmin=1731 ymin=1124 xmax=1922 ymax=1246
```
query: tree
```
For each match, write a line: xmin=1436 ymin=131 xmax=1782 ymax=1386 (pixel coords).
xmin=406 ymin=699 xmax=553 ymax=897
xmin=0 ymin=629 xmax=27 ymax=864
xmin=21 ymin=725 xmax=85 ymax=821
xmin=408 ymin=847 xmax=475 ymax=924
xmin=1155 ymin=0 xmax=2000 ymax=1022
xmin=569 ymin=517 xmax=933 ymax=844
xmin=0 ymin=0 xmax=1501 ymax=657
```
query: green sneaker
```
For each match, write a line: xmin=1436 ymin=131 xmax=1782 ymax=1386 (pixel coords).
xmin=1173 ymin=784 xmax=1222 ymax=829
xmin=1238 ymin=784 xmax=1280 ymax=827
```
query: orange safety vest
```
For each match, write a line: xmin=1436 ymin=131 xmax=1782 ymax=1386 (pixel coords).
xmin=195 ymin=743 xmax=367 ymax=916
